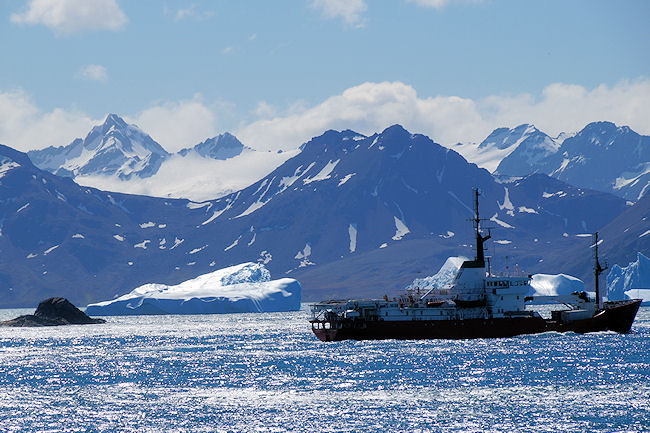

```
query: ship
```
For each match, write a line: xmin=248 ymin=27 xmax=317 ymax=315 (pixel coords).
xmin=310 ymin=189 xmax=642 ymax=341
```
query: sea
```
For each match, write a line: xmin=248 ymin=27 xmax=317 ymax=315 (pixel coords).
xmin=1 ymin=305 xmax=649 ymax=433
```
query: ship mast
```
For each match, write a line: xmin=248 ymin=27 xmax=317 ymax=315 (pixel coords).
xmin=472 ymin=188 xmax=491 ymax=266
xmin=593 ymin=232 xmax=607 ymax=309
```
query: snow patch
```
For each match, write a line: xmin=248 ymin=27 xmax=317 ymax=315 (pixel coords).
xmin=518 ymin=206 xmax=537 ymax=214
xmin=134 ymin=240 xmax=150 ymax=249
xmin=43 ymin=245 xmax=59 ymax=255
xmin=258 ymin=251 xmax=272 ymax=264
xmin=498 ymin=187 xmax=515 ymax=216
xmin=188 ymin=245 xmax=208 ymax=255
xmin=303 ymin=160 xmax=340 ymax=184
xmin=348 ymin=223 xmax=357 ymax=253
xmin=224 ymin=235 xmax=242 ymax=251
xmin=543 ymin=191 xmax=567 ymax=198
xmin=294 ymin=243 xmax=314 ymax=267
xmin=201 ymin=211 xmax=221 ymax=226
xmin=392 ymin=217 xmax=410 ymax=240
xmin=234 ymin=177 xmax=276 ymax=218
xmin=170 ymin=237 xmax=184 ymax=250
xmin=490 ymin=213 xmax=514 ymax=229
xmin=186 ymin=201 xmax=212 ymax=210
xmin=338 ymin=173 xmax=356 ymax=186
xmin=0 ymin=160 xmax=20 ymax=178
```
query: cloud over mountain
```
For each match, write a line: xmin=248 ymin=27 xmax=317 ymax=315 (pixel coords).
xmin=237 ymin=78 xmax=650 ymax=151
xmin=2 ymin=78 xmax=649 ymax=155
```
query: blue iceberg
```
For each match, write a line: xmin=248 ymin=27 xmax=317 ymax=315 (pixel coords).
xmin=86 ymin=262 xmax=301 ymax=315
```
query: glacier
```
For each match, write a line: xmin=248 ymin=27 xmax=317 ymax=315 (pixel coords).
xmin=607 ymin=252 xmax=650 ymax=303
xmin=85 ymin=263 xmax=301 ymax=315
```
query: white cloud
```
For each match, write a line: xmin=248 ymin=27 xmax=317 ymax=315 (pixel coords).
xmin=0 ymin=89 xmax=96 ymax=151
xmin=236 ymin=78 xmax=650 ymax=151
xmin=11 ymin=0 xmax=127 ymax=35
xmin=130 ymin=96 xmax=218 ymax=153
xmin=75 ymin=150 xmax=299 ymax=201
xmin=3 ymin=78 xmax=650 ymax=163
xmin=222 ymin=46 xmax=233 ymax=54
xmin=76 ymin=64 xmax=108 ymax=82
xmin=172 ymin=3 xmax=214 ymax=21
xmin=253 ymin=101 xmax=276 ymax=118
xmin=405 ymin=0 xmax=483 ymax=9
xmin=311 ymin=0 xmax=367 ymax=28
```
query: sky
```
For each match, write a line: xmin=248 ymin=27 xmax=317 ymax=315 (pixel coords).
xmin=0 ymin=0 xmax=649 ymax=153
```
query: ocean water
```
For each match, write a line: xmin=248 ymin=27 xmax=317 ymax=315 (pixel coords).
xmin=0 ymin=305 xmax=649 ymax=433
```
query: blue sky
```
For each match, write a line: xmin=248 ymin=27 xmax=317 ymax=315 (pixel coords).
xmin=1 ymin=0 xmax=649 ymax=152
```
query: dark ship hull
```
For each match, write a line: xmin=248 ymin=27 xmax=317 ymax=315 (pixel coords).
xmin=311 ymin=299 xmax=642 ymax=342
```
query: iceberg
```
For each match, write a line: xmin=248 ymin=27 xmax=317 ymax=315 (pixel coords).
xmin=528 ymin=273 xmax=586 ymax=297
xmin=85 ymin=262 xmax=301 ymax=316
xmin=607 ymin=252 xmax=650 ymax=303
xmin=408 ymin=256 xmax=592 ymax=299
xmin=406 ymin=256 xmax=469 ymax=292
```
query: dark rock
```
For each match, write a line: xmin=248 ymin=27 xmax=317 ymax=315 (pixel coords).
xmin=0 ymin=297 xmax=105 ymax=327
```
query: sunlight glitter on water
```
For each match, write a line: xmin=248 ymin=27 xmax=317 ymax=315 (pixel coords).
xmin=0 ymin=306 xmax=649 ymax=432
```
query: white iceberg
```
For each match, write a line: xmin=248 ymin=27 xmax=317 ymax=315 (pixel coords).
xmin=408 ymin=256 xmax=592 ymax=299
xmin=528 ymin=273 xmax=586 ymax=297
xmin=85 ymin=262 xmax=301 ymax=315
xmin=607 ymin=252 xmax=650 ymax=303
xmin=406 ymin=256 xmax=469 ymax=292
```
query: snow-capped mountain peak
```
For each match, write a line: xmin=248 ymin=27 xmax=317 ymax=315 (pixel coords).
xmin=28 ymin=114 xmax=170 ymax=180
xmin=178 ymin=132 xmax=251 ymax=160
xmin=495 ymin=121 xmax=650 ymax=201
xmin=493 ymin=125 xmax=560 ymax=176
xmin=479 ymin=123 xmax=538 ymax=150
xmin=453 ymin=124 xmax=557 ymax=174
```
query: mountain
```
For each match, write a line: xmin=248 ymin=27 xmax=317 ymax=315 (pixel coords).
xmin=191 ymin=125 xmax=630 ymax=299
xmin=452 ymin=124 xmax=557 ymax=173
xmin=0 ymin=143 xmax=216 ymax=307
xmin=496 ymin=122 xmax=650 ymax=201
xmin=0 ymin=125 xmax=639 ymax=307
xmin=27 ymin=116 xmax=273 ymax=202
xmin=489 ymin=124 xmax=559 ymax=176
xmin=541 ymin=192 xmax=650 ymax=287
xmin=177 ymin=132 xmax=251 ymax=159
xmin=28 ymin=114 xmax=170 ymax=180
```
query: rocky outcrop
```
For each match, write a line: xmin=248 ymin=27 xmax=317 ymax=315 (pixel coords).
xmin=0 ymin=297 xmax=105 ymax=327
